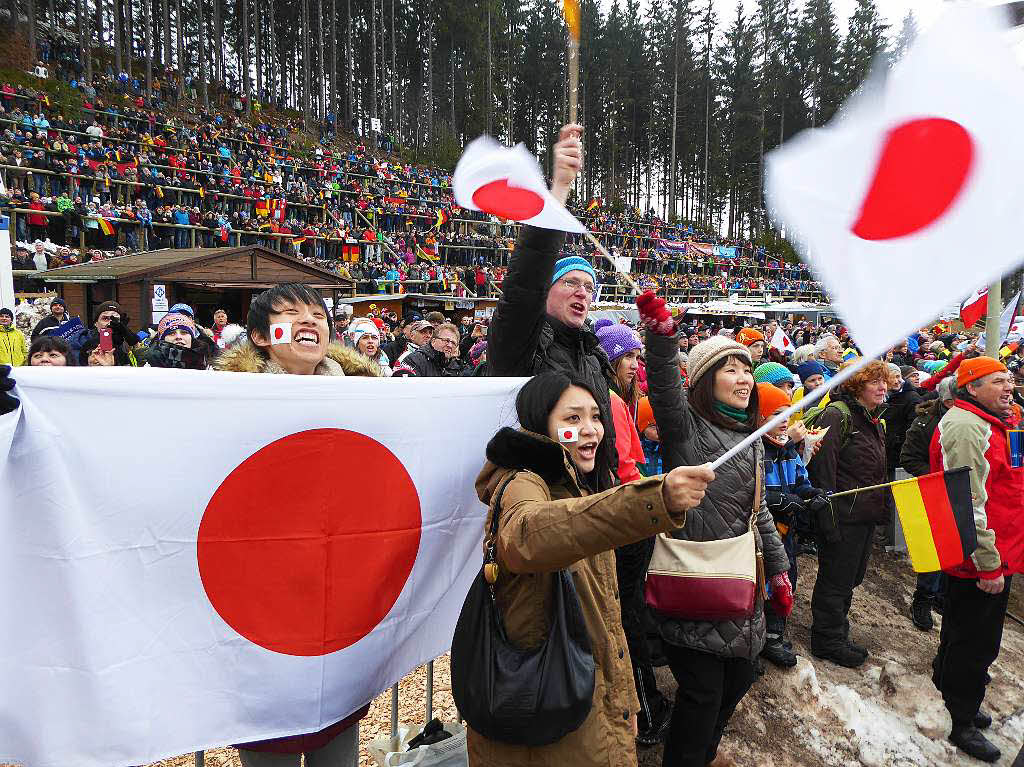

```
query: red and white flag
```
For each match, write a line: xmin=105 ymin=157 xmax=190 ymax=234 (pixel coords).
xmin=0 ymin=368 xmax=521 ymax=767
xmin=959 ymin=288 xmax=988 ymax=328
xmin=453 ymin=136 xmax=586 ymax=233
xmin=766 ymin=6 xmax=1024 ymax=355
xmin=770 ymin=326 xmax=793 ymax=355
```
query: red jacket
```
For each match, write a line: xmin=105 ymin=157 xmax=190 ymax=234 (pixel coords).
xmin=929 ymin=399 xmax=1024 ymax=579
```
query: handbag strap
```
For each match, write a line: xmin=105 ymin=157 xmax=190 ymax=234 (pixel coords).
xmin=484 ymin=471 xmax=519 ymax=566
xmin=750 ymin=454 xmax=762 ymax=533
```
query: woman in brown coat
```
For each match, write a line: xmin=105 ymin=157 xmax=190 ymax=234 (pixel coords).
xmin=468 ymin=371 xmax=715 ymax=767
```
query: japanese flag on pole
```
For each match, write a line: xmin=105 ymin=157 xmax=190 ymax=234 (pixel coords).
xmin=453 ymin=136 xmax=587 ymax=233
xmin=765 ymin=5 xmax=1024 ymax=355
xmin=770 ymin=326 xmax=793 ymax=355
xmin=0 ymin=367 xmax=521 ymax=767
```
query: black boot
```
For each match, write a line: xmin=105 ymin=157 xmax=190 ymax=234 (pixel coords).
xmin=846 ymin=639 xmax=868 ymax=659
xmin=950 ymin=725 xmax=1000 ymax=763
xmin=974 ymin=711 xmax=993 ymax=730
xmin=636 ymin=700 xmax=671 ymax=747
xmin=812 ymin=644 xmax=865 ymax=668
xmin=761 ymin=636 xmax=798 ymax=668
xmin=911 ymin=595 xmax=934 ymax=631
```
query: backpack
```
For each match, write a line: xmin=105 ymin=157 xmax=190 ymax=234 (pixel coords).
xmin=803 ymin=399 xmax=884 ymax=452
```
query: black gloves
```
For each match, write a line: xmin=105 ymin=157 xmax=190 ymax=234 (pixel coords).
xmin=0 ymin=365 xmax=19 ymax=416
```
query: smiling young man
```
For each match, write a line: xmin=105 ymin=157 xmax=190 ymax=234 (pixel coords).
xmin=213 ymin=283 xmax=382 ymax=378
xmin=928 ymin=357 xmax=1024 ymax=763
xmin=211 ymin=283 xmax=381 ymax=767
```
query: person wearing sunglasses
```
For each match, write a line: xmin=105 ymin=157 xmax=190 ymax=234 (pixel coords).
xmin=393 ymin=322 xmax=468 ymax=377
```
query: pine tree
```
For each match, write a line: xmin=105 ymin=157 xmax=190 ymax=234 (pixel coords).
xmin=890 ymin=10 xmax=917 ymax=64
xmin=838 ymin=0 xmax=887 ymax=99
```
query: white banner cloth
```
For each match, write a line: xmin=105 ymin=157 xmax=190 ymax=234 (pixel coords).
xmin=0 ymin=367 xmax=522 ymax=767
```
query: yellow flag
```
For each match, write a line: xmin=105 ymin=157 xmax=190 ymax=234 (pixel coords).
xmin=563 ymin=0 xmax=581 ymax=42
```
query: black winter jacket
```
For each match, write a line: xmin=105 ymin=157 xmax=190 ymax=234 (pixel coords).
xmin=880 ymin=382 xmax=923 ymax=471
xmin=807 ymin=393 xmax=890 ymax=525
xmin=487 ymin=225 xmax=617 ymax=457
xmin=645 ymin=330 xmax=789 ymax=660
xmin=899 ymin=399 xmax=948 ymax=478
xmin=392 ymin=344 xmax=466 ymax=377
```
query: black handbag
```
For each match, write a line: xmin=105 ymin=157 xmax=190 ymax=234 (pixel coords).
xmin=451 ymin=473 xmax=596 ymax=747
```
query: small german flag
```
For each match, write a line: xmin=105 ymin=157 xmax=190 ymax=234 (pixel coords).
xmin=433 ymin=208 xmax=450 ymax=230
xmin=155 ymin=186 xmax=164 ymax=199
xmin=41 ymin=94 xmax=50 ymax=107
xmin=292 ymin=236 xmax=307 ymax=246
xmin=891 ymin=467 xmax=977 ymax=573
xmin=98 ymin=218 xmax=116 ymax=236
xmin=586 ymin=198 xmax=601 ymax=212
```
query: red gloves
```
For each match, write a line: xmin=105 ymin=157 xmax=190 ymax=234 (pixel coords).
xmin=770 ymin=572 xmax=794 ymax=618
xmin=636 ymin=291 xmax=676 ymax=336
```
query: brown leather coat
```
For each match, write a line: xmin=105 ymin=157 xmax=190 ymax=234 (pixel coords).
xmin=467 ymin=428 xmax=687 ymax=767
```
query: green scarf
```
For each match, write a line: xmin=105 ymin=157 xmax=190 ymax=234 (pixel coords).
xmin=713 ymin=401 xmax=749 ymax=423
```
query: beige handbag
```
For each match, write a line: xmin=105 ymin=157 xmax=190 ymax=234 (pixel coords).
xmin=645 ymin=465 xmax=765 ymax=621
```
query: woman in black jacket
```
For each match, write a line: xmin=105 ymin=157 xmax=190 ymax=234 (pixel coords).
xmin=807 ymin=360 xmax=890 ymax=668
xmin=638 ymin=293 xmax=790 ymax=767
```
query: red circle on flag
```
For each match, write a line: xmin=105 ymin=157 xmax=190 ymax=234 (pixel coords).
xmin=197 ymin=429 xmax=421 ymax=656
xmin=273 ymin=326 xmax=284 ymax=341
xmin=851 ymin=117 xmax=974 ymax=241
xmin=471 ymin=179 xmax=545 ymax=221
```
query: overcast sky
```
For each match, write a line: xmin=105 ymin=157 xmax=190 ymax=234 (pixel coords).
xmin=598 ymin=0 xmax=953 ymax=40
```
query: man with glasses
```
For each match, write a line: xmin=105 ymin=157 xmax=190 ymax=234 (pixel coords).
xmin=486 ymin=124 xmax=674 ymax=746
xmin=392 ymin=322 xmax=466 ymax=377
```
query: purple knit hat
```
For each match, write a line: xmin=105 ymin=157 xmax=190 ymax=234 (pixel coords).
xmin=597 ymin=323 xmax=642 ymax=364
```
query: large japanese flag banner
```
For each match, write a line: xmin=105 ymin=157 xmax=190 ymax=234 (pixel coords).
xmin=0 ymin=367 xmax=522 ymax=767
xmin=766 ymin=5 xmax=1024 ymax=355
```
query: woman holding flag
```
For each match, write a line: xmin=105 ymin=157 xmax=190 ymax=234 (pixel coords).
xmin=638 ymin=293 xmax=790 ymax=767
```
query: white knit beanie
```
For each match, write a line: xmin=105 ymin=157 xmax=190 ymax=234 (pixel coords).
xmin=686 ymin=336 xmax=752 ymax=388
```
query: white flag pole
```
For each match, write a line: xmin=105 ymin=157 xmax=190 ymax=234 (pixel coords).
xmin=984 ymin=279 xmax=1003 ymax=357
xmin=584 ymin=230 xmax=641 ymax=296
xmin=709 ymin=352 xmax=878 ymax=471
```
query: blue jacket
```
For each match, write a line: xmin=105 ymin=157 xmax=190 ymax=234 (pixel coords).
xmin=762 ymin=438 xmax=820 ymax=525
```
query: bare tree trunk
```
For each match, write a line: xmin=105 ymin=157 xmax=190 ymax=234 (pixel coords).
xmin=301 ymin=0 xmax=310 ymax=123
xmin=175 ymin=0 xmax=183 ymax=97
xmin=143 ymin=0 xmax=152 ymax=95
xmin=112 ymin=0 xmax=121 ymax=72
xmin=25 ymin=0 xmax=35 ymax=59
xmin=47 ymin=0 xmax=55 ymax=32
xmin=267 ymin=0 xmax=276 ymax=103
xmin=316 ymin=0 xmax=324 ymax=118
xmin=449 ymin=35 xmax=454 ymax=133
xmin=329 ymin=0 xmax=336 ymax=119
xmin=506 ymin=5 xmax=512 ymax=142
xmin=211 ymin=0 xmax=221 ymax=83
xmin=241 ymin=0 xmax=250 ymax=112
xmin=425 ymin=14 xmax=433 ymax=146
xmin=345 ymin=0 xmax=352 ymax=128
xmin=668 ymin=0 xmax=680 ymax=220
xmin=390 ymin=0 xmax=396 ymax=135
xmin=369 ymin=0 xmax=377 ymax=131
xmin=196 ymin=0 xmax=207 ymax=106
xmin=254 ymin=0 xmax=262 ymax=102
xmin=76 ymin=0 xmax=89 ymax=81
xmin=162 ymin=0 xmax=171 ymax=72
xmin=95 ymin=0 xmax=104 ymax=72
xmin=125 ymin=0 xmax=133 ymax=77
xmin=486 ymin=2 xmax=491 ymax=135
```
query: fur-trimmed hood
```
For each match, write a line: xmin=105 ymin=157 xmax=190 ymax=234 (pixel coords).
xmin=212 ymin=340 xmax=383 ymax=377
xmin=474 ymin=426 xmax=582 ymax=505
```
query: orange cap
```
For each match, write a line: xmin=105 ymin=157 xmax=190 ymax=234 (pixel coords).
xmin=757 ymin=382 xmax=791 ymax=423
xmin=636 ymin=397 xmax=656 ymax=433
xmin=956 ymin=356 xmax=1008 ymax=389
xmin=736 ymin=328 xmax=765 ymax=346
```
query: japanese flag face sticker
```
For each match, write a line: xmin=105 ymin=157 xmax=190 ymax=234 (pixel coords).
xmin=270 ymin=323 xmax=292 ymax=345
xmin=558 ymin=427 xmax=579 ymax=444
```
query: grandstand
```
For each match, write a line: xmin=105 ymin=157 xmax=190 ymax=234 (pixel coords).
xmin=1 ymin=66 xmax=829 ymax=309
